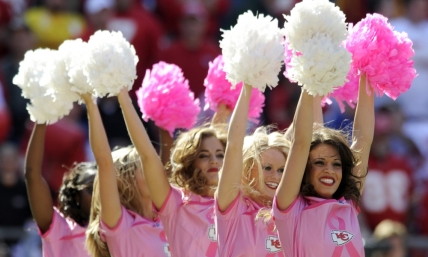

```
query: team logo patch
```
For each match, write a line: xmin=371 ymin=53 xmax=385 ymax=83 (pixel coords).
xmin=208 ymin=224 xmax=217 ymax=242
xmin=164 ymin=243 xmax=171 ymax=257
xmin=331 ymin=230 xmax=354 ymax=246
xmin=265 ymin=236 xmax=282 ymax=253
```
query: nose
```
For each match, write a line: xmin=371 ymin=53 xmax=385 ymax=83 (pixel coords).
xmin=324 ymin=164 xmax=335 ymax=174
xmin=210 ymin=155 xmax=218 ymax=164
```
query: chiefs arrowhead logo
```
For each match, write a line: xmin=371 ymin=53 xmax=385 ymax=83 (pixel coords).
xmin=208 ymin=224 xmax=217 ymax=242
xmin=331 ymin=230 xmax=354 ymax=246
xmin=265 ymin=236 xmax=282 ymax=253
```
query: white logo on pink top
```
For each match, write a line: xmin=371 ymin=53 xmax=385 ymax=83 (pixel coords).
xmin=163 ymin=244 xmax=171 ymax=257
xmin=208 ymin=224 xmax=217 ymax=242
xmin=331 ymin=230 xmax=354 ymax=246
xmin=265 ymin=235 xmax=282 ymax=253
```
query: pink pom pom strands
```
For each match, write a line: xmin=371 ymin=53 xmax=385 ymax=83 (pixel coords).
xmin=204 ymin=55 xmax=265 ymax=123
xmin=344 ymin=13 xmax=417 ymax=100
xmin=136 ymin=62 xmax=201 ymax=136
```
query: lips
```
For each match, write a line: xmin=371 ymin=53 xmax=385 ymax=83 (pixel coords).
xmin=208 ymin=168 xmax=219 ymax=173
xmin=319 ymin=177 xmax=335 ymax=186
xmin=265 ymin=182 xmax=278 ymax=190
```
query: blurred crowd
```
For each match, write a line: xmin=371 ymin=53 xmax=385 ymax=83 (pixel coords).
xmin=0 ymin=0 xmax=427 ymax=256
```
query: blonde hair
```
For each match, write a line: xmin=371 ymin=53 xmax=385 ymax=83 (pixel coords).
xmin=169 ymin=124 xmax=227 ymax=195
xmin=85 ymin=146 xmax=144 ymax=257
xmin=239 ymin=127 xmax=290 ymax=222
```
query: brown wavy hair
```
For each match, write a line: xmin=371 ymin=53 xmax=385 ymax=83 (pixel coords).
xmin=58 ymin=162 xmax=97 ymax=227
xmin=86 ymin=146 xmax=144 ymax=257
xmin=300 ymin=126 xmax=364 ymax=205
xmin=169 ymin=124 xmax=227 ymax=196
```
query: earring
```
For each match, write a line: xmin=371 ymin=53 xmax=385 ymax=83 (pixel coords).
xmin=76 ymin=202 xmax=80 ymax=206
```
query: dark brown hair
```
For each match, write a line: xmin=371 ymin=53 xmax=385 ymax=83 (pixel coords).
xmin=300 ymin=127 xmax=364 ymax=205
xmin=58 ymin=162 xmax=97 ymax=226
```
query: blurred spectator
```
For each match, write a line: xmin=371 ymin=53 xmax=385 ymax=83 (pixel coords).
xmin=0 ymin=143 xmax=32 ymax=251
xmin=157 ymin=1 xmax=220 ymax=102
xmin=372 ymin=220 xmax=407 ymax=257
xmin=20 ymin=106 xmax=87 ymax=203
xmin=336 ymin=0 xmax=369 ymax=24
xmin=0 ymin=81 xmax=11 ymax=144
xmin=24 ymin=0 xmax=86 ymax=49
xmin=108 ymin=0 xmax=164 ymax=94
xmin=0 ymin=0 xmax=13 ymax=57
xmin=0 ymin=21 xmax=35 ymax=143
xmin=156 ymin=0 xmax=229 ymax=39
xmin=263 ymin=77 xmax=299 ymax=130
xmin=367 ymin=0 xmax=404 ymax=18
xmin=79 ymin=0 xmax=114 ymax=41
xmin=387 ymin=0 xmax=428 ymax=182
xmin=361 ymin=107 xmax=414 ymax=232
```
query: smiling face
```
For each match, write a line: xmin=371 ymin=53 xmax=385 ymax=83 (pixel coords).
xmin=250 ymin=148 xmax=286 ymax=200
xmin=307 ymin=143 xmax=343 ymax=199
xmin=192 ymin=136 xmax=225 ymax=186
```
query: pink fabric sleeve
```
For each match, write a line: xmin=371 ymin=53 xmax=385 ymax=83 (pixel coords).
xmin=100 ymin=206 xmax=132 ymax=239
xmin=272 ymin=195 xmax=306 ymax=220
xmin=38 ymin=208 xmax=68 ymax=243
xmin=215 ymin=191 xmax=246 ymax=220
xmin=156 ymin=186 xmax=184 ymax=217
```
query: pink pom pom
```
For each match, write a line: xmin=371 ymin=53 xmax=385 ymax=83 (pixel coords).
xmin=344 ymin=13 xmax=417 ymax=100
xmin=283 ymin=39 xmax=302 ymax=84
xmin=136 ymin=62 xmax=201 ymax=136
xmin=204 ymin=55 xmax=265 ymax=123
xmin=322 ymin=67 xmax=359 ymax=113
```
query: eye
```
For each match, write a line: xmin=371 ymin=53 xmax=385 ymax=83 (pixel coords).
xmin=314 ymin=161 xmax=324 ymax=165
xmin=216 ymin=153 xmax=224 ymax=159
xmin=333 ymin=162 xmax=342 ymax=167
xmin=198 ymin=154 xmax=209 ymax=159
xmin=263 ymin=165 xmax=272 ymax=171
xmin=278 ymin=168 xmax=284 ymax=173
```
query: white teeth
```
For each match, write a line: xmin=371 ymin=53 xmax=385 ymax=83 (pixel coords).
xmin=320 ymin=178 xmax=334 ymax=184
xmin=265 ymin=182 xmax=278 ymax=189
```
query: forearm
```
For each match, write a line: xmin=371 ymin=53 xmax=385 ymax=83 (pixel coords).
xmin=24 ymin=123 xmax=53 ymax=233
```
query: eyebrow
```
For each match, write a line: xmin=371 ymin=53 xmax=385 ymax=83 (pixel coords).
xmin=262 ymin=163 xmax=285 ymax=168
xmin=313 ymin=157 xmax=341 ymax=161
xmin=199 ymin=149 xmax=224 ymax=153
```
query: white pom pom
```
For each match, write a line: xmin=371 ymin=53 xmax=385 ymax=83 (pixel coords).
xmin=59 ymin=39 xmax=93 ymax=97
xmin=220 ymin=11 xmax=284 ymax=92
xmin=40 ymin=46 xmax=81 ymax=103
xmin=13 ymin=48 xmax=74 ymax=124
xmin=85 ymin=30 xmax=138 ymax=98
xmin=288 ymin=34 xmax=351 ymax=95
xmin=13 ymin=49 xmax=55 ymax=99
xmin=27 ymin=95 xmax=74 ymax=124
xmin=284 ymin=0 xmax=348 ymax=51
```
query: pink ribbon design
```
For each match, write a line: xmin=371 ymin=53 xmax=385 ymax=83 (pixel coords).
xmin=327 ymin=206 xmax=360 ymax=257
xmin=205 ymin=207 xmax=217 ymax=257
xmin=265 ymin=221 xmax=285 ymax=257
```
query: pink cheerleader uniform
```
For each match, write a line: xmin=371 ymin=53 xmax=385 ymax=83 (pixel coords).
xmin=215 ymin=192 xmax=284 ymax=257
xmin=100 ymin=206 xmax=170 ymax=257
xmin=39 ymin=208 xmax=90 ymax=257
xmin=272 ymin=196 xmax=364 ymax=257
xmin=156 ymin=186 xmax=218 ymax=257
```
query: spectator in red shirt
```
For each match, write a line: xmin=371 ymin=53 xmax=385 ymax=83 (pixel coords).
xmin=0 ymin=81 xmax=10 ymax=144
xmin=156 ymin=0 xmax=229 ymax=39
xmin=109 ymin=0 xmax=164 ymax=95
xmin=157 ymin=1 xmax=220 ymax=102
xmin=79 ymin=0 xmax=114 ymax=41
xmin=361 ymin=107 xmax=414 ymax=232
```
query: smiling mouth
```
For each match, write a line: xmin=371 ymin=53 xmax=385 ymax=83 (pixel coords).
xmin=319 ymin=178 xmax=334 ymax=186
xmin=265 ymin=182 xmax=278 ymax=190
xmin=208 ymin=168 xmax=219 ymax=173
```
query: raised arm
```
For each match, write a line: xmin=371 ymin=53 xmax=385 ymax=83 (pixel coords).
xmin=276 ymin=90 xmax=314 ymax=210
xmin=158 ymin=128 xmax=173 ymax=167
xmin=24 ymin=124 xmax=53 ymax=233
xmin=83 ymin=95 xmax=121 ymax=228
xmin=117 ymin=89 xmax=169 ymax=210
xmin=211 ymin=103 xmax=232 ymax=125
xmin=351 ymin=74 xmax=374 ymax=194
xmin=217 ymin=84 xmax=252 ymax=212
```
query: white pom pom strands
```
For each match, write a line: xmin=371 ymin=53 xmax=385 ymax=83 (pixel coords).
xmin=284 ymin=0 xmax=351 ymax=96
xmin=13 ymin=49 xmax=74 ymax=124
xmin=85 ymin=30 xmax=138 ymax=98
xmin=220 ymin=11 xmax=284 ymax=92
xmin=59 ymin=39 xmax=93 ymax=98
